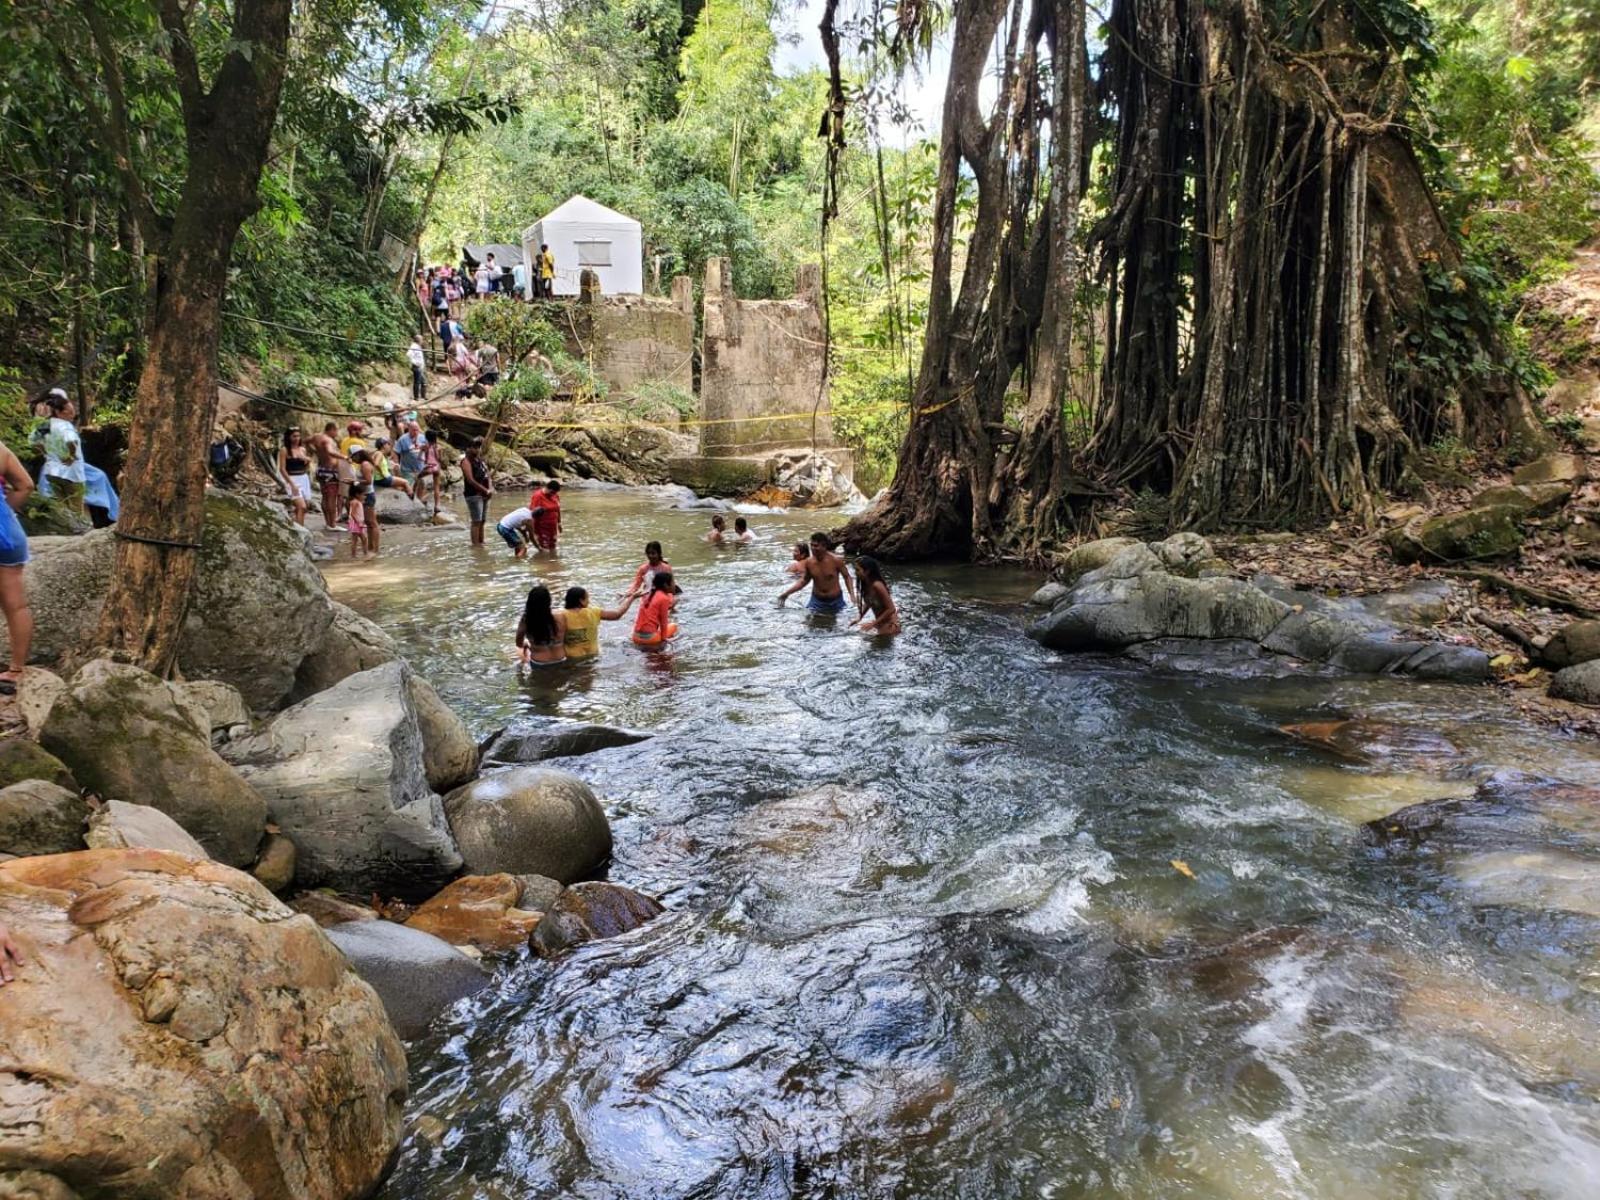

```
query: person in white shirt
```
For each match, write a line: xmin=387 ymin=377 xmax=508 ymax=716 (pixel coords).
xmin=407 ymin=337 xmax=426 ymax=401
xmin=494 ymin=505 xmax=537 ymax=557
xmin=33 ymin=389 xmax=86 ymax=515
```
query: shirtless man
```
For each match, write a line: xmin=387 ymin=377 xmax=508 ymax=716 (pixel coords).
xmin=311 ymin=422 xmax=347 ymax=530
xmin=778 ymin=532 xmax=858 ymax=615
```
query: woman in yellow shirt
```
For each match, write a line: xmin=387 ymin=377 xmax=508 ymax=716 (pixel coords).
xmin=561 ymin=586 xmax=636 ymax=661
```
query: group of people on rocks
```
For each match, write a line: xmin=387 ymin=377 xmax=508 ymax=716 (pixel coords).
xmin=281 ymin=412 xmax=444 ymax=556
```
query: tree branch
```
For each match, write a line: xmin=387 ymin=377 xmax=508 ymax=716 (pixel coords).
xmin=157 ymin=0 xmax=205 ymax=125
xmin=74 ymin=1 xmax=161 ymax=249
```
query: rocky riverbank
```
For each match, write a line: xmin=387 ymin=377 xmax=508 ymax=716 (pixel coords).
xmin=0 ymin=490 xmax=664 ymax=1198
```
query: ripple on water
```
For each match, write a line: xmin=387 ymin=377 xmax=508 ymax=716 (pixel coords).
xmin=334 ymin=489 xmax=1600 ymax=1199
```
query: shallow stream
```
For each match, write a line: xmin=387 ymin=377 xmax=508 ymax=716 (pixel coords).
xmin=324 ymin=486 xmax=1600 ymax=1200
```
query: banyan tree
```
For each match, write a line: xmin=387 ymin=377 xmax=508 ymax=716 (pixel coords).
xmin=836 ymin=0 xmax=1548 ymax=560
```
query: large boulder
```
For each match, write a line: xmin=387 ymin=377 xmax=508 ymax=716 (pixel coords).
xmin=323 ymin=919 xmax=489 ymax=1039
xmin=174 ymin=679 xmax=253 ymax=738
xmin=1470 ymin=482 xmax=1573 ymax=518
xmin=0 ymin=780 xmax=86 ymax=857
xmin=1542 ymin=619 xmax=1600 ymax=669
xmin=0 ymin=849 xmax=407 ymax=1198
xmin=1549 ymin=660 xmax=1600 ymax=706
xmin=0 ymin=738 xmax=76 ymax=792
xmin=404 ymin=873 xmax=543 ymax=953
xmin=0 ymin=493 xmax=335 ymax=711
xmin=1031 ymin=572 xmax=1290 ymax=651
xmin=1386 ymin=506 xmax=1524 ymax=564
xmin=408 ymin=674 xmax=479 ymax=792
xmin=1511 ymin=452 xmax=1588 ymax=487
xmin=222 ymin=661 xmax=461 ymax=897
xmin=39 ymin=661 xmax=266 ymax=866
xmin=1054 ymin=537 xmax=1142 ymax=583
xmin=373 ymin=489 xmax=431 ymax=525
xmin=531 ymin=881 xmax=664 ymax=957
xmin=290 ymin=601 xmax=398 ymax=703
xmin=85 ymin=799 xmax=210 ymax=858
xmin=444 ymin=765 xmax=612 ymax=883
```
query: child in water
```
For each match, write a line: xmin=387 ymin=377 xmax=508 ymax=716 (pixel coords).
xmin=850 ymin=555 xmax=901 ymax=636
xmin=625 ymin=541 xmax=671 ymax=599
xmin=631 ymin=570 xmax=679 ymax=647
xmin=733 ymin=516 xmax=754 ymax=544
xmin=346 ymin=450 xmax=372 ymax=558
xmin=785 ymin=541 xmax=809 ymax=577
xmin=705 ymin=514 xmax=726 ymax=545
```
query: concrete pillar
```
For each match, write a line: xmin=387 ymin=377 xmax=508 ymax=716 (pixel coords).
xmin=670 ymin=275 xmax=693 ymax=316
xmin=795 ymin=262 xmax=823 ymax=311
xmin=579 ymin=268 xmax=603 ymax=302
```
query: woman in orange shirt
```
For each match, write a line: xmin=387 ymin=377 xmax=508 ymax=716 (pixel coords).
xmin=631 ymin=571 xmax=679 ymax=648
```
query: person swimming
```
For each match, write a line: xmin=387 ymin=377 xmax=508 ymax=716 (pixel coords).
xmin=631 ymin=570 xmax=679 ymax=647
xmin=778 ymin=532 xmax=857 ymax=615
xmin=625 ymin=541 xmax=672 ymax=600
xmin=515 ymin=584 xmax=567 ymax=666
xmin=785 ymin=540 xmax=809 ymax=578
xmin=705 ymin=514 xmax=726 ymax=545
xmin=733 ymin=516 xmax=754 ymax=544
xmin=562 ymin=585 xmax=636 ymax=661
xmin=850 ymin=555 xmax=901 ymax=636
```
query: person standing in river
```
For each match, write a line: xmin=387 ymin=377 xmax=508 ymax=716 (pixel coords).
xmin=850 ymin=555 xmax=901 ymax=636
xmin=562 ymin=586 xmax=637 ymax=662
xmin=462 ymin=438 xmax=493 ymax=546
xmin=529 ymin=480 xmax=562 ymax=554
xmin=625 ymin=541 xmax=672 ymax=600
xmin=631 ymin=570 xmax=679 ymax=648
xmin=778 ymin=532 xmax=857 ymax=615
xmin=311 ymin=421 xmax=348 ymax=530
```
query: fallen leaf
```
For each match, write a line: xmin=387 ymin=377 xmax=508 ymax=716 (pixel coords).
xmin=1170 ymin=859 xmax=1196 ymax=880
xmin=1489 ymin=652 xmax=1516 ymax=669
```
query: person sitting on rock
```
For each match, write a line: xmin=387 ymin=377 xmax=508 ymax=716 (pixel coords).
xmin=370 ymin=439 xmax=414 ymax=499
xmin=0 ymin=920 xmax=22 ymax=984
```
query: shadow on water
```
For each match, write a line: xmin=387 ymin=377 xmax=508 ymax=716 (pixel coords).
xmin=326 ymin=488 xmax=1600 ymax=1200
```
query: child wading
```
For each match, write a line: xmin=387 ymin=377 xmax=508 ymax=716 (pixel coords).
xmin=631 ymin=570 xmax=679 ymax=647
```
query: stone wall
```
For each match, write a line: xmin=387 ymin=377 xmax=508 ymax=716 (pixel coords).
xmin=699 ymin=258 xmax=833 ymax=455
xmin=567 ymin=274 xmax=694 ymax=405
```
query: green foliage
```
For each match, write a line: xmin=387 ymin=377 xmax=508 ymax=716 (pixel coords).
xmin=625 ymin=380 xmax=698 ymax=422
xmin=463 ymin=297 xmax=565 ymax=364
xmin=494 ymin=368 xmax=556 ymax=405
xmin=0 ymin=367 xmax=35 ymax=453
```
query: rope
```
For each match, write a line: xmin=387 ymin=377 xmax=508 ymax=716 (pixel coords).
xmin=114 ymin=528 xmax=205 ymax=550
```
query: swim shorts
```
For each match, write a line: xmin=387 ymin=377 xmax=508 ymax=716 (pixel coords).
xmin=807 ymin=593 xmax=847 ymax=615
xmin=496 ymin=522 xmax=523 ymax=550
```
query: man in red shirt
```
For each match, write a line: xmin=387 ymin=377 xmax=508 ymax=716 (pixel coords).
xmin=529 ymin=479 xmax=562 ymax=553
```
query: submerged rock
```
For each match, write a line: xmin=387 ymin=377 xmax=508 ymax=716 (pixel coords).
xmin=85 ymin=799 xmax=209 ymax=858
xmin=531 ymin=881 xmax=664 ymax=957
xmin=324 ymin=919 xmax=489 ymax=1039
xmin=40 ymin=660 xmax=266 ymax=866
xmin=444 ymin=765 xmax=612 ymax=883
xmin=484 ymin=722 xmax=652 ymax=765
xmin=405 ymin=873 xmax=543 ymax=954
xmin=0 ymin=779 xmax=86 ymax=856
xmin=223 ymin=661 xmax=462 ymax=898
xmin=1451 ymin=849 xmax=1600 ymax=920
xmin=1279 ymin=719 xmax=1459 ymax=767
xmin=0 ymin=849 xmax=407 ymax=1198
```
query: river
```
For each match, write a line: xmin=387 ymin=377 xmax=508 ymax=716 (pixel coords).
xmin=323 ymin=485 xmax=1600 ymax=1200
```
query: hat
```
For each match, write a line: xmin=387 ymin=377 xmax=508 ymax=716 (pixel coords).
xmin=383 ymin=401 xmax=396 ymax=410
xmin=47 ymin=387 xmax=68 ymax=401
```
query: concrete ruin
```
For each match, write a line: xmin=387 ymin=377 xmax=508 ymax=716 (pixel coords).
xmin=567 ymin=274 xmax=695 ymax=403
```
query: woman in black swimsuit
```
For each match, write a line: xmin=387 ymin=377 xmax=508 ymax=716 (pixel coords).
xmin=278 ymin=429 xmax=312 ymax=526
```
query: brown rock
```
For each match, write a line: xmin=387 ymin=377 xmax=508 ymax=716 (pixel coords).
xmin=0 ymin=848 xmax=407 ymax=1199
xmin=405 ymin=873 xmax=543 ymax=954
xmin=251 ymin=831 xmax=297 ymax=893
xmin=1542 ymin=619 xmax=1600 ymax=669
xmin=531 ymin=880 xmax=664 ymax=958
xmin=291 ymin=890 xmax=380 ymax=928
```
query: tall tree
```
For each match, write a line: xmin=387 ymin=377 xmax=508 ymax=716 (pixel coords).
xmin=74 ymin=0 xmax=295 ymax=673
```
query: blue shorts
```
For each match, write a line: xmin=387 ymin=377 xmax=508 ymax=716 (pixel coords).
xmin=0 ymin=503 xmax=29 ymax=567
xmin=496 ymin=522 xmax=524 ymax=550
xmin=807 ymin=593 xmax=847 ymax=615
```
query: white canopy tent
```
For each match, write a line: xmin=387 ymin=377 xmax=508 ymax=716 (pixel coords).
xmin=521 ymin=195 xmax=643 ymax=297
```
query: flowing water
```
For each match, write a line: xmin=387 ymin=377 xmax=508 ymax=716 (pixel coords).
xmin=324 ymin=486 xmax=1600 ymax=1200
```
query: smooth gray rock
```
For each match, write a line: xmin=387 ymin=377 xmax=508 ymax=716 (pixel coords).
xmin=0 ymin=779 xmax=87 ymax=856
xmin=40 ymin=660 xmax=266 ymax=866
xmin=85 ymin=799 xmax=210 ymax=858
xmin=290 ymin=601 xmax=398 ymax=703
xmin=1074 ymin=543 xmax=1165 ymax=586
xmin=1028 ymin=580 xmax=1070 ymax=609
xmin=174 ymin=679 xmax=253 ymax=734
xmin=1054 ymin=537 xmax=1142 ymax=584
xmin=485 ymin=723 xmax=652 ymax=765
xmin=1150 ymin=532 xmax=1215 ymax=574
xmin=1262 ymin=608 xmax=1388 ymax=662
xmin=408 ymin=674 xmax=479 ymax=792
xmin=374 ymin=488 xmax=430 ymax=525
xmin=1357 ymin=580 xmax=1455 ymax=627
xmin=1031 ymin=573 xmax=1290 ymax=651
xmin=324 ymin=919 xmax=490 ymax=1039
xmin=513 ymin=873 xmax=564 ymax=912
xmin=444 ymin=765 xmax=612 ymax=883
xmin=223 ymin=661 xmax=462 ymax=897
xmin=1550 ymin=660 xmax=1600 ymax=705
xmin=1542 ymin=619 xmax=1600 ymax=669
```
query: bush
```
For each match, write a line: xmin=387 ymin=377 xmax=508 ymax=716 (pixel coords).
xmin=463 ymin=298 xmax=565 ymax=364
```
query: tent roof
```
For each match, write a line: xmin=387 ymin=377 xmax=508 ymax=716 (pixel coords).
xmin=461 ymin=243 xmax=523 ymax=268
xmin=531 ymin=194 xmax=639 ymax=229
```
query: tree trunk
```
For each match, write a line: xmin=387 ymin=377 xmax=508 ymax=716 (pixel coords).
xmin=91 ymin=0 xmax=295 ymax=674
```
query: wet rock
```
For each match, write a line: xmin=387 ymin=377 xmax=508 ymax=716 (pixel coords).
xmin=1276 ymin=765 xmax=1478 ymax=824
xmin=444 ymin=765 xmax=612 ymax=883
xmin=374 ymin=488 xmax=431 ymax=525
xmin=1511 ymin=452 xmax=1589 ymax=487
xmin=1451 ymin=850 xmax=1600 ymax=919
xmin=1031 ymin=572 xmax=1291 ymax=650
xmin=1549 ymin=659 xmax=1600 ymax=705
xmin=0 ymin=493 xmax=336 ymax=711
xmin=1054 ymin=536 xmax=1142 ymax=583
xmin=1543 ymin=620 xmax=1600 ymax=669
xmin=1279 ymin=719 xmax=1459 ymax=767
xmin=405 ymin=874 xmax=543 ymax=954
xmin=290 ymin=600 xmax=398 ymax=702
xmin=324 ymin=918 xmax=490 ymax=1039
xmin=1356 ymin=580 xmax=1455 ymax=627
xmin=292 ymin=890 xmax=379 ymax=928
xmin=409 ymin=674 xmax=479 ymax=792
xmin=0 ymin=780 xmax=87 ymax=856
xmin=0 ymin=849 xmax=407 ymax=1198
xmin=484 ymin=722 xmax=652 ymax=765
xmin=513 ymin=872 xmax=564 ymax=911
xmin=0 ymin=738 xmax=76 ymax=792
xmin=85 ymin=799 xmax=209 ymax=858
xmin=251 ymin=831 xmax=297 ymax=892
xmin=223 ymin=661 xmax=461 ymax=897
xmin=173 ymin=678 xmax=253 ymax=737
xmin=1386 ymin=506 xmax=1524 ymax=564
xmin=530 ymin=881 xmax=664 ymax=957
xmin=1123 ymin=638 xmax=1311 ymax=678
xmin=40 ymin=661 xmax=266 ymax=866
xmin=1470 ymin=481 xmax=1573 ymax=518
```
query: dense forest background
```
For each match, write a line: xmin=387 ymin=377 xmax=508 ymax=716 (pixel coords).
xmin=2 ymin=0 xmax=1596 ymax=496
